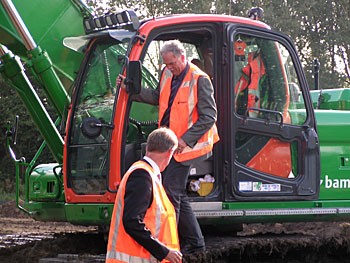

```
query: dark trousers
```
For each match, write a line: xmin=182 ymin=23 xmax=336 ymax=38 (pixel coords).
xmin=162 ymin=158 xmax=205 ymax=249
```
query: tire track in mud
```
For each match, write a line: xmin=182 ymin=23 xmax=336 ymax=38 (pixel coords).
xmin=2 ymin=222 xmax=350 ymax=262
xmin=1 ymin=202 xmax=350 ymax=262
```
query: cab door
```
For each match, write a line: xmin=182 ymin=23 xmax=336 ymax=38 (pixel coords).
xmin=227 ymin=27 xmax=320 ymax=201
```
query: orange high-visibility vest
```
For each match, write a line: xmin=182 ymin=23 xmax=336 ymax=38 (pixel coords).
xmin=106 ymin=161 xmax=179 ymax=263
xmin=234 ymin=52 xmax=266 ymax=112
xmin=158 ymin=63 xmax=219 ymax=162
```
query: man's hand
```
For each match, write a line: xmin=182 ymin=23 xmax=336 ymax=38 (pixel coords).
xmin=116 ymin=74 xmax=126 ymax=90
xmin=176 ymin=138 xmax=187 ymax=153
xmin=165 ymin=249 xmax=182 ymax=263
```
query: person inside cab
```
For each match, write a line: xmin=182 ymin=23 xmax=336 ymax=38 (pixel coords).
xmin=234 ymin=36 xmax=266 ymax=118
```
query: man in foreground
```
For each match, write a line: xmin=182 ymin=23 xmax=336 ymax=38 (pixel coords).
xmin=106 ymin=127 xmax=182 ymax=263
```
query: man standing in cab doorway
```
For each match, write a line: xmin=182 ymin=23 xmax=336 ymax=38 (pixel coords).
xmin=118 ymin=39 xmax=219 ymax=254
xmin=106 ymin=127 xmax=182 ymax=263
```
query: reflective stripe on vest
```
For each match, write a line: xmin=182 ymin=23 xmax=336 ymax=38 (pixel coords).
xmin=158 ymin=63 xmax=219 ymax=162
xmin=106 ymin=251 xmax=159 ymax=263
xmin=106 ymin=161 xmax=179 ymax=263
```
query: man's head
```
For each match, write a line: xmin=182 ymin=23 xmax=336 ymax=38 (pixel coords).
xmin=146 ymin=127 xmax=178 ymax=171
xmin=160 ymin=40 xmax=187 ymax=76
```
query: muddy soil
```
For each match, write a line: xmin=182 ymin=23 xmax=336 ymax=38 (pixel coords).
xmin=1 ymin=201 xmax=350 ymax=262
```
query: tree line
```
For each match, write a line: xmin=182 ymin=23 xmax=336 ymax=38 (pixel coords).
xmin=89 ymin=0 xmax=349 ymax=88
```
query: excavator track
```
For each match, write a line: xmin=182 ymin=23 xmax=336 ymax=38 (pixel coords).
xmin=1 ymin=210 xmax=350 ymax=263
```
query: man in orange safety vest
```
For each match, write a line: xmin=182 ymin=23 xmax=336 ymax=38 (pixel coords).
xmin=106 ymin=127 xmax=182 ymax=263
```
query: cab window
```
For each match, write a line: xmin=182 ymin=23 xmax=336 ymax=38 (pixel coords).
xmin=233 ymin=34 xmax=307 ymax=180
xmin=234 ymin=34 xmax=306 ymax=124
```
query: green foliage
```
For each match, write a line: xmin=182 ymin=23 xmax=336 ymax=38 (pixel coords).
xmin=0 ymin=188 xmax=15 ymax=201
xmin=0 ymin=72 xmax=55 ymax=194
xmin=82 ymin=0 xmax=350 ymax=89
xmin=221 ymin=0 xmax=350 ymax=89
xmin=0 ymin=77 xmax=18 ymax=190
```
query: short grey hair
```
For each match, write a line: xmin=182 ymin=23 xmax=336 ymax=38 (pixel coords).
xmin=146 ymin=127 xmax=178 ymax=153
xmin=160 ymin=40 xmax=186 ymax=58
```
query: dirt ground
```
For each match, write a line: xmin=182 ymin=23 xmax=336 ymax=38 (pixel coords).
xmin=1 ymin=201 xmax=350 ymax=263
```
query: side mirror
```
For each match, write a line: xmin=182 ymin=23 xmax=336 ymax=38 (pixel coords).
xmin=126 ymin=61 xmax=141 ymax=94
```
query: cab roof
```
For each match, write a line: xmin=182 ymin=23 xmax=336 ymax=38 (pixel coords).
xmin=139 ymin=13 xmax=270 ymax=34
